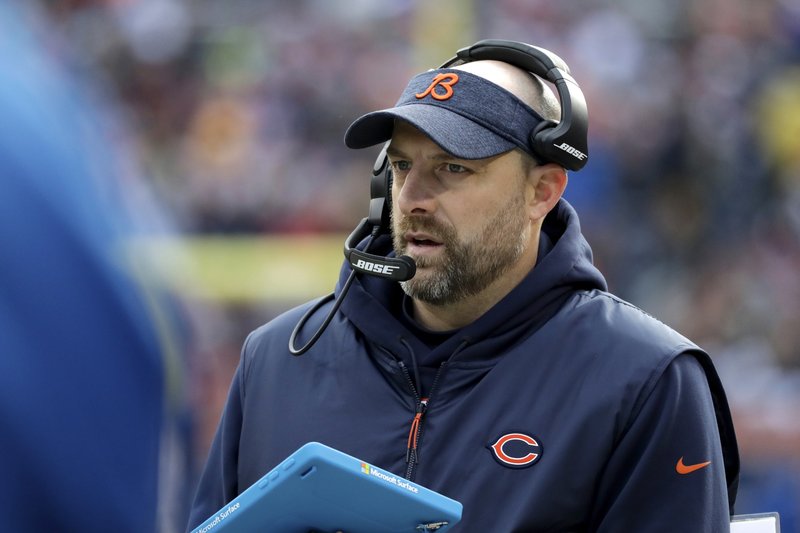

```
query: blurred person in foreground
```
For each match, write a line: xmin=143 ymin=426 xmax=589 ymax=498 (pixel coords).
xmin=188 ymin=40 xmax=739 ymax=531
xmin=0 ymin=2 xmax=185 ymax=531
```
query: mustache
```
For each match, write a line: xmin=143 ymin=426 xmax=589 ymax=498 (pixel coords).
xmin=394 ymin=215 xmax=454 ymax=240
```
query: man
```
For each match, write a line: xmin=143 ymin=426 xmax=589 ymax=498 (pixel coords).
xmin=188 ymin=42 xmax=739 ymax=531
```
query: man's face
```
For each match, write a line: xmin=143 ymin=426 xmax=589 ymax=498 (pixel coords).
xmin=388 ymin=122 xmax=532 ymax=306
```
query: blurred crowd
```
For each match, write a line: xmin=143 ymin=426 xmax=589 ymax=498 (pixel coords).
xmin=22 ymin=0 xmax=800 ymax=530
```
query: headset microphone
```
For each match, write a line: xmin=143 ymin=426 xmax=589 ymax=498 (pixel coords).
xmin=289 ymin=144 xmax=415 ymax=355
xmin=290 ymin=226 xmax=415 ymax=355
xmin=343 ymin=219 xmax=416 ymax=282
xmin=290 ymin=142 xmax=415 ymax=355
xmin=343 ymin=140 xmax=416 ymax=281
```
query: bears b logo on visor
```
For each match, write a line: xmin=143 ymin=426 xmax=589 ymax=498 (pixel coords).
xmin=415 ymin=73 xmax=459 ymax=101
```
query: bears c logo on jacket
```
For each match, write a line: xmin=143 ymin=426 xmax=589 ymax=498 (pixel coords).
xmin=488 ymin=432 xmax=542 ymax=468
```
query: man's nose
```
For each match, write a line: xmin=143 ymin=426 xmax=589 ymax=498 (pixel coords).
xmin=394 ymin=168 xmax=437 ymax=216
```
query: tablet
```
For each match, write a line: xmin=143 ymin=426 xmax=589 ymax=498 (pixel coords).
xmin=190 ymin=442 xmax=463 ymax=533
xmin=730 ymin=513 xmax=781 ymax=533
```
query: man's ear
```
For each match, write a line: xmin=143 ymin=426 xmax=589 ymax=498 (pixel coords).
xmin=527 ymin=163 xmax=568 ymax=220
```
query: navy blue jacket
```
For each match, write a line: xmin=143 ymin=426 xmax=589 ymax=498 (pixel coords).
xmin=188 ymin=200 xmax=739 ymax=532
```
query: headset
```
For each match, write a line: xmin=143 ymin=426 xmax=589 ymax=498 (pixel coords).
xmin=290 ymin=39 xmax=589 ymax=355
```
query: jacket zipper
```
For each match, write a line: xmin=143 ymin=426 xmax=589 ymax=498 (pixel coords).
xmin=397 ymin=360 xmax=423 ymax=479
xmin=406 ymin=397 xmax=428 ymax=477
xmin=398 ymin=360 xmax=447 ymax=481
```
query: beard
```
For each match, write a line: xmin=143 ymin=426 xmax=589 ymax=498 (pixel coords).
xmin=392 ymin=195 xmax=530 ymax=306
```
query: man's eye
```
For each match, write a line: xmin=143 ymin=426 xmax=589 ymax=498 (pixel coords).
xmin=391 ymin=160 xmax=411 ymax=171
xmin=445 ymin=163 xmax=468 ymax=173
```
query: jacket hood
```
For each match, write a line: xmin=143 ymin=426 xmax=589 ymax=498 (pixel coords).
xmin=336 ymin=199 xmax=607 ymax=365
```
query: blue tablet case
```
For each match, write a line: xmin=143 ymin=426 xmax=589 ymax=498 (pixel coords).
xmin=191 ymin=442 xmax=463 ymax=533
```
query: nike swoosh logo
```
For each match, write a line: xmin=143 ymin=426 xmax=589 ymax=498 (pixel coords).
xmin=676 ymin=456 xmax=711 ymax=474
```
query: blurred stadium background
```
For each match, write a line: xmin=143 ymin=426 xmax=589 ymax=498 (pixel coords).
xmin=15 ymin=0 xmax=800 ymax=530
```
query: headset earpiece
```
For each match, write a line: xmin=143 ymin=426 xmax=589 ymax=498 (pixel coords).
xmin=529 ymin=120 xmax=558 ymax=162
xmin=384 ymin=166 xmax=393 ymax=225
xmin=367 ymin=142 xmax=392 ymax=232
